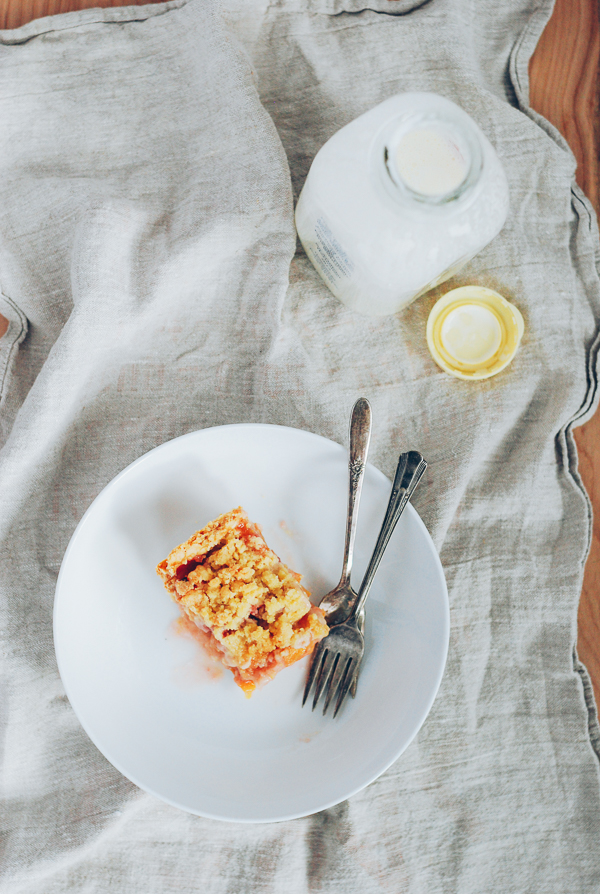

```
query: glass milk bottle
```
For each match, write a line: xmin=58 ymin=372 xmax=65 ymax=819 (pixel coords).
xmin=295 ymin=93 xmax=509 ymax=317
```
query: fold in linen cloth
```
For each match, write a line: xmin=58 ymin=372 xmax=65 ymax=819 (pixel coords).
xmin=1 ymin=0 xmax=600 ymax=890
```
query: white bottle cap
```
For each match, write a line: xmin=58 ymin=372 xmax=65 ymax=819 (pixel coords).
xmin=427 ymin=286 xmax=524 ymax=380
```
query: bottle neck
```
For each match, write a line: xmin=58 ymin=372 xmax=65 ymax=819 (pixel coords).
xmin=379 ymin=111 xmax=483 ymax=209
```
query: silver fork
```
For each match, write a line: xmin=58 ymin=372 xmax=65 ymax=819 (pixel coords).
xmin=317 ymin=397 xmax=372 ymax=628
xmin=302 ymin=397 xmax=371 ymax=706
xmin=304 ymin=450 xmax=427 ymax=717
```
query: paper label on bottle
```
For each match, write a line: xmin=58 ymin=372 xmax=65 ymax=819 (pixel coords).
xmin=310 ymin=217 xmax=355 ymax=286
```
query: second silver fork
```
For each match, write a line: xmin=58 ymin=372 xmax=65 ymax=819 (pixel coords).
xmin=305 ymin=449 xmax=428 ymax=717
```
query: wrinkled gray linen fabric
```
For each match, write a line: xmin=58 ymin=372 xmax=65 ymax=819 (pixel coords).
xmin=1 ymin=0 xmax=600 ymax=890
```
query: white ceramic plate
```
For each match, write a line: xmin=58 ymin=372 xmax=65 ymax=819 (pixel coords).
xmin=54 ymin=423 xmax=449 ymax=823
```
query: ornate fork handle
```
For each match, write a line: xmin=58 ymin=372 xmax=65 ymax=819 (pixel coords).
xmin=318 ymin=397 xmax=371 ymax=623
xmin=338 ymin=398 xmax=372 ymax=590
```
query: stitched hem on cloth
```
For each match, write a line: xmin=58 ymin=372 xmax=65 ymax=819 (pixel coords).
xmin=510 ymin=0 xmax=600 ymax=763
xmin=574 ymin=648 xmax=600 ymax=760
xmin=0 ymin=292 xmax=27 ymax=405
xmin=308 ymin=0 xmax=432 ymax=15
xmin=0 ymin=0 xmax=188 ymax=45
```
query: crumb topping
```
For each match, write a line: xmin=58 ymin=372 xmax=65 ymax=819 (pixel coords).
xmin=157 ymin=507 xmax=328 ymax=672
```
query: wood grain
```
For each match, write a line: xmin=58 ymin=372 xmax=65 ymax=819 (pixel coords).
xmin=0 ymin=0 xmax=161 ymax=29
xmin=0 ymin=0 xmax=599 ymax=703
xmin=530 ymin=0 xmax=600 ymax=708
xmin=530 ymin=0 xmax=600 ymax=210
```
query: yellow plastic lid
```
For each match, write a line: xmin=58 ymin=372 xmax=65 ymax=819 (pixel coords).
xmin=426 ymin=286 xmax=524 ymax=380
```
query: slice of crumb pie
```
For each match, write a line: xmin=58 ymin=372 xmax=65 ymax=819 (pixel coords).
xmin=156 ymin=507 xmax=329 ymax=696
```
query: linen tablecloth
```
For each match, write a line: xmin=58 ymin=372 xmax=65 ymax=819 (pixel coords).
xmin=1 ymin=0 xmax=600 ymax=890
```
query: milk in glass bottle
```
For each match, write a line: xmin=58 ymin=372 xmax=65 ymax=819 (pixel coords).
xmin=295 ymin=93 xmax=509 ymax=317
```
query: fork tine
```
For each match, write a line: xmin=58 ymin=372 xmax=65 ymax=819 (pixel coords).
xmin=349 ymin=656 xmax=362 ymax=698
xmin=312 ymin=648 xmax=334 ymax=710
xmin=302 ymin=643 xmax=326 ymax=706
xmin=322 ymin=653 xmax=344 ymax=715
xmin=333 ymin=657 xmax=357 ymax=718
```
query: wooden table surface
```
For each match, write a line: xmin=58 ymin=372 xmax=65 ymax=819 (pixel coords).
xmin=1 ymin=0 xmax=599 ymax=702
xmin=529 ymin=0 xmax=600 ymax=709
